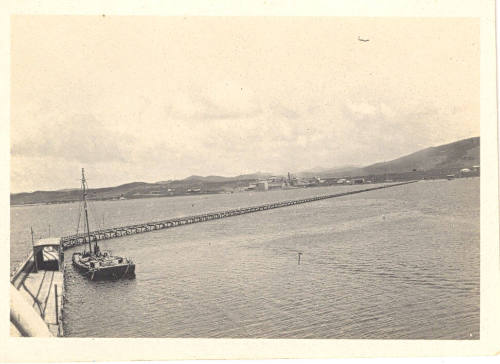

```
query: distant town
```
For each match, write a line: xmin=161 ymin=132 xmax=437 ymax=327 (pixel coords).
xmin=11 ymin=136 xmax=479 ymax=206
xmin=145 ymin=166 xmax=481 ymax=197
xmin=11 ymin=165 xmax=480 ymax=206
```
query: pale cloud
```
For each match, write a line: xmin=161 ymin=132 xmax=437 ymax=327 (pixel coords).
xmin=11 ymin=114 xmax=134 ymax=164
xmin=344 ymin=101 xmax=378 ymax=117
xmin=268 ymin=101 xmax=301 ymax=120
xmin=164 ymin=82 xmax=262 ymax=121
xmin=379 ymin=103 xmax=396 ymax=118
xmin=10 ymin=16 xmax=479 ymax=192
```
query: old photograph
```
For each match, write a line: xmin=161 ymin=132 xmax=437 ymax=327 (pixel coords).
xmin=4 ymin=6 xmax=498 ymax=359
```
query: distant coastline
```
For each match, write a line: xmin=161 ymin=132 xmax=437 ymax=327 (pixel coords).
xmin=10 ymin=136 xmax=479 ymax=206
xmin=10 ymin=173 xmax=479 ymax=207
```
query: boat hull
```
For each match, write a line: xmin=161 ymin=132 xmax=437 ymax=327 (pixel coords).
xmin=72 ymin=253 xmax=135 ymax=281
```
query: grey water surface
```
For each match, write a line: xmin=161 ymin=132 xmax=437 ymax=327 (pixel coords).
xmin=10 ymin=179 xmax=479 ymax=339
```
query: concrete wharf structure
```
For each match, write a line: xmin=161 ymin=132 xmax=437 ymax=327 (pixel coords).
xmin=60 ymin=181 xmax=417 ymax=250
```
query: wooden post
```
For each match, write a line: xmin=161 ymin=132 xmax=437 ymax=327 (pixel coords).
xmin=31 ymin=227 xmax=38 ymax=273
xmin=54 ymin=284 xmax=59 ymax=325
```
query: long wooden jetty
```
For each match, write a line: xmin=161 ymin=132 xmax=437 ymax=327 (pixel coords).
xmin=60 ymin=181 xmax=417 ymax=249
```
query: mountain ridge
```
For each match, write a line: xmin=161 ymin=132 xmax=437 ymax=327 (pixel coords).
xmin=11 ymin=136 xmax=479 ymax=205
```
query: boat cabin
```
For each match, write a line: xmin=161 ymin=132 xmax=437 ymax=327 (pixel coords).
xmin=33 ymin=238 xmax=64 ymax=272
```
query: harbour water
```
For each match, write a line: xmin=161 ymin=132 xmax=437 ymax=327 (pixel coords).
xmin=10 ymin=179 xmax=479 ymax=339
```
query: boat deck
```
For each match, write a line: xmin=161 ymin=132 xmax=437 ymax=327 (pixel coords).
xmin=16 ymin=270 xmax=64 ymax=336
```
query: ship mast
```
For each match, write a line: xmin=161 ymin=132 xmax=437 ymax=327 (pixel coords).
xmin=81 ymin=168 xmax=93 ymax=254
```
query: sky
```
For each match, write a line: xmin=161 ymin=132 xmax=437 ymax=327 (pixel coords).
xmin=10 ymin=16 xmax=479 ymax=193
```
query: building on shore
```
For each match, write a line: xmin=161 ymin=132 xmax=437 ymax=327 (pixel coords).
xmin=256 ymin=181 xmax=269 ymax=191
xmin=352 ymin=178 xmax=365 ymax=184
xmin=268 ymin=182 xmax=286 ymax=190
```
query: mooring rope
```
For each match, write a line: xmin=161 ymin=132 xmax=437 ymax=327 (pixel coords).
xmin=120 ymin=263 xmax=131 ymax=280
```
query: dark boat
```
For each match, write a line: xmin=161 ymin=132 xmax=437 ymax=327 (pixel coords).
xmin=72 ymin=251 xmax=135 ymax=280
xmin=72 ymin=168 xmax=135 ymax=280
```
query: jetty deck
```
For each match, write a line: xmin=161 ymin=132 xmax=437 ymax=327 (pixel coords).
xmin=11 ymin=256 xmax=64 ymax=337
xmin=11 ymin=240 xmax=65 ymax=337
xmin=61 ymin=181 xmax=417 ymax=249
xmin=15 ymin=270 xmax=64 ymax=336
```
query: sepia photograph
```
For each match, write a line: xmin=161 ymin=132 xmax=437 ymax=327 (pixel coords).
xmin=3 ymin=0 xmax=500 ymax=361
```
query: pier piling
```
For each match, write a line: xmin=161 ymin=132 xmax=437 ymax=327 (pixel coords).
xmin=60 ymin=181 xmax=417 ymax=250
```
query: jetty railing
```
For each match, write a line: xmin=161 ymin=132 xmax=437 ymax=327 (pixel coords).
xmin=59 ymin=181 xmax=417 ymax=249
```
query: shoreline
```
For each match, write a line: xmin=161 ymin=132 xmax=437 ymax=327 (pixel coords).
xmin=10 ymin=175 xmax=480 ymax=207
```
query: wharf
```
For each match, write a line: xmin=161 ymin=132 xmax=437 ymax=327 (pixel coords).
xmin=60 ymin=181 xmax=417 ymax=249
xmin=12 ymin=269 xmax=64 ymax=336
xmin=10 ymin=239 xmax=65 ymax=337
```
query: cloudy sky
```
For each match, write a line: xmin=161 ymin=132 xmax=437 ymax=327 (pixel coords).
xmin=11 ymin=16 xmax=479 ymax=192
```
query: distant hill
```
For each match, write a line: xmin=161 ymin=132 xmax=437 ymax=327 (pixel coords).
xmin=307 ymin=136 xmax=479 ymax=178
xmin=360 ymin=136 xmax=479 ymax=175
xmin=183 ymin=172 xmax=273 ymax=183
xmin=298 ymin=165 xmax=363 ymax=178
xmin=10 ymin=137 xmax=479 ymax=205
xmin=183 ymin=175 xmax=229 ymax=182
xmin=11 ymin=181 xmax=156 ymax=205
xmin=10 ymin=172 xmax=273 ymax=205
xmin=233 ymin=172 xmax=274 ymax=180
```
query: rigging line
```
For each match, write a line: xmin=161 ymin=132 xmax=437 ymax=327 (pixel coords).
xmin=77 ymin=176 xmax=86 ymax=235
xmin=87 ymin=184 xmax=104 ymax=230
xmin=87 ymin=198 xmax=100 ymax=231
xmin=85 ymin=186 xmax=101 ymax=232
xmin=86 ymin=177 xmax=105 ymax=231
xmin=82 ymin=175 xmax=94 ymax=234
xmin=75 ymin=199 xmax=83 ymax=235
xmin=83 ymin=176 xmax=98 ymax=230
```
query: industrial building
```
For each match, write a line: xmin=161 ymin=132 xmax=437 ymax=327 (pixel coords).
xmin=256 ymin=181 xmax=269 ymax=191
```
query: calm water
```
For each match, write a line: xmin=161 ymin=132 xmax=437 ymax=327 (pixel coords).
xmin=10 ymin=179 xmax=479 ymax=339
